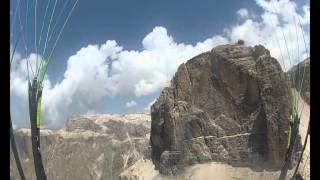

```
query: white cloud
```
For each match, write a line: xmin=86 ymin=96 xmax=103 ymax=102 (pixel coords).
xmin=10 ymin=0 xmax=309 ymax=128
xmin=228 ymin=0 xmax=310 ymax=70
xmin=29 ymin=29 xmax=226 ymax=127
xmin=126 ymin=100 xmax=137 ymax=108
xmin=237 ymin=8 xmax=249 ymax=18
xmin=106 ymin=27 xmax=228 ymax=97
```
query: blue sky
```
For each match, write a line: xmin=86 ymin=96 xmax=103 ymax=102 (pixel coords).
xmin=10 ymin=0 xmax=310 ymax=128
xmin=12 ymin=0 xmax=261 ymax=82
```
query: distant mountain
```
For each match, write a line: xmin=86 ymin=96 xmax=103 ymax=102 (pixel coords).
xmin=10 ymin=113 xmax=151 ymax=180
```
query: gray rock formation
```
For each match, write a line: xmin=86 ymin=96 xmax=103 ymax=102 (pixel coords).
xmin=10 ymin=113 xmax=151 ymax=180
xmin=288 ymin=58 xmax=310 ymax=104
xmin=150 ymin=44 xmax=293 ymax=175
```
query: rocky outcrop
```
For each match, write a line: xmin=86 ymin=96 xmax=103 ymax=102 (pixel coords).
xmin=150 ymin=44 xmax=293 ymax=175
xmin=288 ymin=58 xmax=310 ymax=104
xmin=10 ymin=113 xmax=151 ymax=180
xmin=119 ymin=158 xmax=159 ymax=180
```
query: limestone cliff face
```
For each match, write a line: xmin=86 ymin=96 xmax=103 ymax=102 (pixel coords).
xmin=10 ymin=113 xmax=151 ymax=180
xmin=288 ymin=58 xmax=310 ymax=104
xmin=150 ymin=44 xmax=293 ymax=175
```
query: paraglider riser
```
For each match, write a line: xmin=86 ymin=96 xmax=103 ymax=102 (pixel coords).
xmin=29 ymin=80 xmax=47 ymax=180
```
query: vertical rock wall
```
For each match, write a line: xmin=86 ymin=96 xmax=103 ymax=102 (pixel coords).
xmin=150 ymin=44 xmax=293 ymax=175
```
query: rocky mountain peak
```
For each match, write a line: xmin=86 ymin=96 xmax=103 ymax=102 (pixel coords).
xmin=150 ymin=44 xmax=294 ymax=175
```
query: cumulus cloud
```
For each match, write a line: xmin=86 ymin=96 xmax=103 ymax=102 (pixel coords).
xmin=10 ymin=0 xmax=309 ymax=128
xmin=228 ymin=0 xmax=310 ymax=70
xmin=10 ymin=53 xmax=52 ymax=128
xmin=11 ymin=29 xmax=228 ymax=127
xmin=237 ymin=8 xmax=249 ymax=18
xmin=126 ymin=100 xmax=137 ymax=108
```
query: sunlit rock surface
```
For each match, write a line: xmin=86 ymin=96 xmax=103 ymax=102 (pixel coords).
xmin=150 ymin=44 xmax=295 ymax=175
xmin=10 ymin=113 xmax=151 ymax=180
